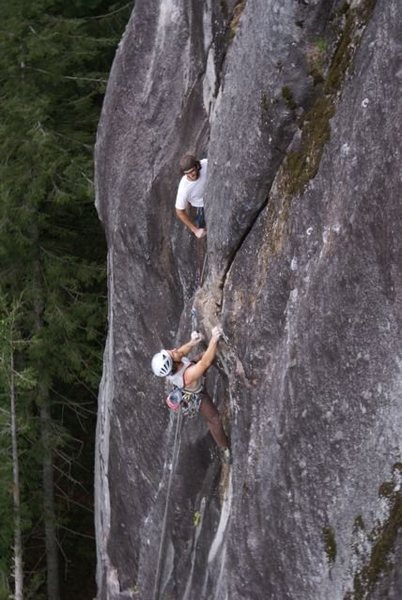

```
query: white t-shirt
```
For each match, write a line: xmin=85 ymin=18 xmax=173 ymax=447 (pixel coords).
xmin=175 ymin=158 xmax=208 ymax=210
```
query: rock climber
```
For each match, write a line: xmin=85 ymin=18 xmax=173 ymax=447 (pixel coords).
xmin=151 ymin=326 xmax=231 ymax=462
xmin=175 ymin=154 xmax=207 ymax=239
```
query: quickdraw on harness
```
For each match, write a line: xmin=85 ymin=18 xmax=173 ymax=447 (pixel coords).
xmin=166 ymin=387 xmax=201 ymax=418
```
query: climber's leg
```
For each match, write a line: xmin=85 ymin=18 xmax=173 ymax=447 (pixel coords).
xmin=199 ymin=392 xmax=229 ymax=449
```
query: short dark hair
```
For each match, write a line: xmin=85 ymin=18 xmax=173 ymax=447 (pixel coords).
xmin=180 ymin=154 xmax=201 ymax=173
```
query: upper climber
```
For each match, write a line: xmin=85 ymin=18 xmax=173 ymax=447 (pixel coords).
xmin=151 ymin=326 xmax=230 ymax=462
xmin=175 ymin=154 xmax=207 ymax=239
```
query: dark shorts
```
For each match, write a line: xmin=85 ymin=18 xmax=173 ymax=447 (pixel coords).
xmin=195 ymin=207 xmax=206 ymax=229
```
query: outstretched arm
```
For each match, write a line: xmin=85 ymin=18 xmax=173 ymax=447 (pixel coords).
xmin=183 ymin=327 xmax=222 ymax=385
xmin=176 ymin=208 xmax=206 ymax=238
xmin=172 ymin=332 xmax=204 ymax=361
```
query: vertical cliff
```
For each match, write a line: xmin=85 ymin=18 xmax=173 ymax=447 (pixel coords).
xmin=95 ymin=0 xmax=402 ymax=598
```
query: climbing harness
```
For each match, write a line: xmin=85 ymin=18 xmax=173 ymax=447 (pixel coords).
xmin=178 ymin=389 xmax=202 ymax=417
xmin=166 ymin=387 xmax=202 ymax=418
xmin=166 ymin=355 xmax=203 ymax=417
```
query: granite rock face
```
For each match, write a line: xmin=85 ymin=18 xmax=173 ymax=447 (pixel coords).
xmin=95 ymin=1 xmax=402 ymax=598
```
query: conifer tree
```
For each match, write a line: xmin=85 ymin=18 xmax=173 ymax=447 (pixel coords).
xmin=0 ymin=1 xmax=131 ymax=597
xmin=0 ymin=296 xmax=37 ymax=600
xmin=0 ymin=299 xmax=23 ymax=600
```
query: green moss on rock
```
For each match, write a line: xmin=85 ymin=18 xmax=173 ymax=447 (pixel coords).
xmin=281 ymin=86 xmax=297 ymax=110
xmin=379 ymin=481 xmax=395 ymax=499
xmin=228 ymin=0 xmax=247 ymax=42
xmin=346 ymin=470 xmax=402 ymax=599
xmin=260 ymin=91 xmax=270 ymax=116
xmin=353 ymin=515 xmax=365 ymax=533
xmin=280 ymin=0 xmax=377 ymax=198
xmin=281 ymin=95 xmax=334 ymax=197
xmin=323 ymin=526 xmax=337 ymax=565
xmin=220 ymin=0 xmax=228 ymax=18
xmin=352 ymin=492 xmax=402 ymax=599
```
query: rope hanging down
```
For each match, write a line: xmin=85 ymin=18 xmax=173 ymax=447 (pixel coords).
xmin=153 ymin=408 xmax=183 ymax=600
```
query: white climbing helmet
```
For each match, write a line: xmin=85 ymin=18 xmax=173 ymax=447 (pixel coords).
xmin=151 ymin=350 xmax=173 ymax=377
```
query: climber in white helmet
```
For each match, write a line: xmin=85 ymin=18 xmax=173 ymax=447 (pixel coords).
xmin=175 ymin=154 xmax=207 ymax=239
xmin=151 ymin=326 xmax=231 ymax=462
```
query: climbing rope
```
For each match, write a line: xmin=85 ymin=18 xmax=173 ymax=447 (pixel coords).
xmin=199 ymin=252 xmax=208 ymax=287
xmin=153 ymin=408 xmax=183 ymax=600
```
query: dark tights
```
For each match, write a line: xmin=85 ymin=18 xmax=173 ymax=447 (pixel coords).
xmin=198 ymin=393 xmax=229 ymax=449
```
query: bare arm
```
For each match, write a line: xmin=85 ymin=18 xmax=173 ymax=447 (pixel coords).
xmin=174 ymin=339 xmax=198 ymax=360
xmin=172 ymin=332 xmax=204 ymax=361
xmin=175 ymin=208 xmax=206 ymax=238
xmin=183 ymin=329 xmax=221 ymax=385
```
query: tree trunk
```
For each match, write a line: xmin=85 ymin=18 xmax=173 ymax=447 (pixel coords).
xmin=10 ymin=351 xmax=24 ymax=600
xmin=33 ymin=258 xmax=60 ymax=600
xmin=40 ymin=394 xmax=60 ymax=600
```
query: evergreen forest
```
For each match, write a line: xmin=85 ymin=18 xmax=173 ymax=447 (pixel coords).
xmin=0 ymin=2 xmax=132 ymax=598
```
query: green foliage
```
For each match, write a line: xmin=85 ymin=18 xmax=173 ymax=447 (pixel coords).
xmin=0 ymin=1 xmax=131 ymax=597
xmin=314 ymin=38 xmax=327 ymax=52
xmin=0 ymin=296 xmax=30 ymax=585
xmin=0 ymin=586 xmax=10 ymax=600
